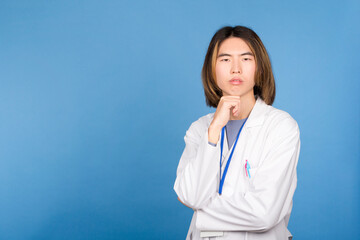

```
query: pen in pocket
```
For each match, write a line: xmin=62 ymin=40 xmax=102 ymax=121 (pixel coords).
xmin=245 ymin=160 xmax=251 ymax=178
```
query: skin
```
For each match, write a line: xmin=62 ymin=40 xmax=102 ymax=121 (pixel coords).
xmin=208 ymin=37 xmax=257 ymax=144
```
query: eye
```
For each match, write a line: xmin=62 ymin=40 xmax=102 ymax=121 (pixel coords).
xmin=220 ymin=58 xmax=230 ymax=62
xmin=243 ymin=57 xmax=252 ymax=61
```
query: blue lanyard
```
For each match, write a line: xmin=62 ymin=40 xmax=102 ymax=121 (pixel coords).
xmin=219 ymin=118 xmax=247 ymax=195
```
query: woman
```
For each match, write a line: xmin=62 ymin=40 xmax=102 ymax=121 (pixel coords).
xmin=174 ymin=26 xmax=300 ymax=240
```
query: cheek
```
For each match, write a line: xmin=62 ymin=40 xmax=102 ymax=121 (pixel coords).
xmin=215 ymin=64 xmax=227 ymax=80
xmin=250 ymin=62 xmax=256 ymax=73
xmin=249 ymin=64 xmax=256 ymax=79
xmin=214 ymin=66 xmax=221 ymax=84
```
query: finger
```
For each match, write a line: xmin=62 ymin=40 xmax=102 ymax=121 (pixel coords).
xmin=224 ymin=103 xmax=240 ymax=116
xmin=224 ymin=100 xmax=241 ymax=108
xmin=221 ymin=96 xmax=240 ymax=100
xmin=232 ymin=107 xmax=238 ymax=116
xmin=220 ymin=96 xmax=240 ymax=103
xmin=221 ymin=98 xmax=241 ymax=105
xmin=233 ymin=103 xmax=239 ymax=115
xmin=233 ymin=99 xmax=241 ymax=114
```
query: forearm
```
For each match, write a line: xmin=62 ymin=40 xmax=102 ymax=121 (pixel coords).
xmin=208 ymin=123 xmax=222 ymax=144
xmin=174 ymin=128 xmax=220 ymax=209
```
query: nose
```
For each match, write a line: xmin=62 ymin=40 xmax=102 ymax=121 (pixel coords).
xmin=231 ymin=60 xmax=242 ymax=74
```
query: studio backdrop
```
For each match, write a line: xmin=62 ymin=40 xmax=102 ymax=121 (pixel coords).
xmin=0 ymin=0 xmax=359 ymax=239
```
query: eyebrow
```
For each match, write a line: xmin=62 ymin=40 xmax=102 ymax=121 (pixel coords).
xmin=217 ymin=52 xmax=254 ymax=58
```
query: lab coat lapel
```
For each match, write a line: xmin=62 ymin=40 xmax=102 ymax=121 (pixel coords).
xmin=244 ymin=96 xmax=267 ymax=129
xmin=220 ymin=125 xmax=242 ymax=176
xmin=231 ymin=96 xmax=269 ymax=161
xmin=220 ymin=129 xmax=230 ymax=166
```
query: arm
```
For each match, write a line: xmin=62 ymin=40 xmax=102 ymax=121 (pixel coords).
xmin=178 ymin=197 xmax=194 ymax=210
xmin=174 ymin=119 xmax=221 ymax=209
xmin=196 ymin=117 xmax=301 ymax=232
xmin=174 ymin=96 xmax=245 ymax=209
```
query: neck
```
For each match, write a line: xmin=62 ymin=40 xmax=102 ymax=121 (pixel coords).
xmin=229 ymin=93 xmax=256 ymax=120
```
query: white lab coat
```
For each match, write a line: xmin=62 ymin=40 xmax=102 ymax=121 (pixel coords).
xmin=174 ymin=96 xmax=300 ymax=240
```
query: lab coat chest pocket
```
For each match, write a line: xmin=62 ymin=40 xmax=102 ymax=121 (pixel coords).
xmin=245 ymin=166 xmax=258 ymax=193
xmin=243 ymin=127 xmax=264 ymax=190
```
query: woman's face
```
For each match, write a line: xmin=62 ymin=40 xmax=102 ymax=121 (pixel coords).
xmin=215 ymin=37 xmax=256 ymax=98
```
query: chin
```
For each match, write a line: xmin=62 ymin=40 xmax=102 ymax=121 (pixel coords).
xmin=236 ymin=90 xmax=255 ymax=98
xmin=229 ymin=91 xmax=246 ymax=96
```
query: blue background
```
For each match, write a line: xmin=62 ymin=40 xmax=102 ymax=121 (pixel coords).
xmin=0 ymin=0 xmax=359 ymax=239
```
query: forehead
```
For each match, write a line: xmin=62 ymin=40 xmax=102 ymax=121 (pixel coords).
xmin=218 ymin=37 xmax=252 ymax=54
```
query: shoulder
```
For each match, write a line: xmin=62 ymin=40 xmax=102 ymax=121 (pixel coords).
xmin=264 ymin=105 xmax=300 ymax=138
xmin=250 ymin=97 xmax=299 ymax=134
xmin=268 ymin=106 xmax=298 ymax=127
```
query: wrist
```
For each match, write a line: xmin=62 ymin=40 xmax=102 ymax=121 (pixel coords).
xmin=208 ymin=124 xmax=222 ymax=144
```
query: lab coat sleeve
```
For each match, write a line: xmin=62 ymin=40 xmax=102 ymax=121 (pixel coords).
xmin=196 ymin=116 xmax=300 ymax=232
xmin=174 ymin=119 xmax=221 ymax=209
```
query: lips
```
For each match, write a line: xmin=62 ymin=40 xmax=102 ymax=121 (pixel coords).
xmin=229 ymin=78 xmax=243 ymax=85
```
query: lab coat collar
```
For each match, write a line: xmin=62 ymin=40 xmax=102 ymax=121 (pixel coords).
xmin=244 ymin=96 xmax=269 ymax=128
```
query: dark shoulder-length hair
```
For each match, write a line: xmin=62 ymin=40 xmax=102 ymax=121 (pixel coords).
xmin=201 ymin=25 xmax=276 ymax=107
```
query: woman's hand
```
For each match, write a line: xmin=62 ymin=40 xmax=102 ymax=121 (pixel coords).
xmin=208 ymin=96 xmax=241 ymax=144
